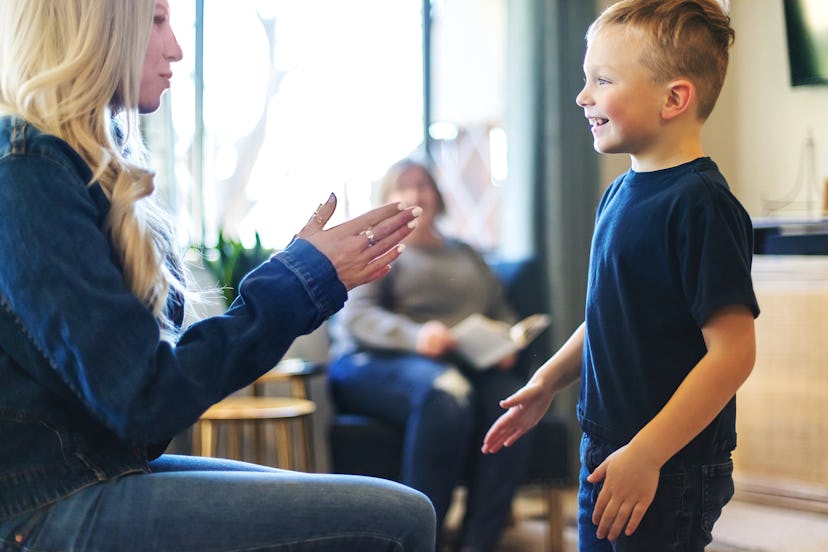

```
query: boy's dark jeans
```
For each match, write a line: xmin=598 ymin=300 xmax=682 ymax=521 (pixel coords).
xmin=577 ymin=433 xmax=734 ymax=551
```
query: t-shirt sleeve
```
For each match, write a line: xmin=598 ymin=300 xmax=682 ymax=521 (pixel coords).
xmin=677 ymin=186 xmax=760 ymax=327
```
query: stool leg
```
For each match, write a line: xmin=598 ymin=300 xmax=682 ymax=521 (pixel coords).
xmin=256 ymin=420 xmax=269 ymax=466
xmin=299 ymin=416 xmax=314 ymax=472
xmin=227 ymin=422 xmax=240 ymax=460
xmin=274 ymin=420 xmax=292 ymax=469
xmin=191 ymin=422 xmax=201 ymax=455
xmin=198 ymin=420 xmax=214 ymax=457
xmin=545 ymin=486 xmax=564 ymax=552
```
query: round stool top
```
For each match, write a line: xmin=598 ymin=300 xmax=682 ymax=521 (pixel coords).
xmin=256 ymin=359 xmax=324 ymax=384
xmin=200 ymin=397 xmax=316 ymax=420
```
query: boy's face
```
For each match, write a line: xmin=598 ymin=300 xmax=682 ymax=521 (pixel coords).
xmin=576 ymin=25 xmax=667 ymax=162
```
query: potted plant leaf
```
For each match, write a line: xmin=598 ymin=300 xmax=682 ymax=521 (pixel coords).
xmin=200 ymin=231 xmax=273 ymax=307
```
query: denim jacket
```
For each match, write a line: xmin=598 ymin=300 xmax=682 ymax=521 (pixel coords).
xmin=0 ymin=116 xmax=347 ymax=521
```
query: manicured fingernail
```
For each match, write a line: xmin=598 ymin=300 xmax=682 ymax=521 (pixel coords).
xmin=397 ymin=244 xmax=406 ymax=253
xmin=397 ymin=202 xmax=409 ymax=210
xmin=407 ymin=219 xmax=418 ymax=229
xmin=411 ymin=206 xmax=423 ymax=217
xmin=327 ymin=192 xmax=336 ymax=203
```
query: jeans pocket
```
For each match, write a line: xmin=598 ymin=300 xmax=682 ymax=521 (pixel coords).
xmin=700 ymin=460 xmax=735 ymax=534
xmin=0 ymin=506 xmax=49 ymax=549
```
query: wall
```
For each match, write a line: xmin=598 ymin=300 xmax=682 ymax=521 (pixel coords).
xmin=735 ymin=256 xmax=828 ymax=513
xmin=600 ymin=0 xmax=828 ymax=219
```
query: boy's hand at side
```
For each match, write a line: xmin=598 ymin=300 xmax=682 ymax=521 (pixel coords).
xmin=589 ymin=304 xmax=755 ymax=542
xmin=587 ymin=441 xmax=660 ymax=541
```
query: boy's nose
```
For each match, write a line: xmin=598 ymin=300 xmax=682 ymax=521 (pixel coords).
xmin=575 ymin=87 xmax=590 ymax=107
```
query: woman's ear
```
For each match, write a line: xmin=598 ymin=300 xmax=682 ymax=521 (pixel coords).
xmin=662 ymin=79 xmax=695 ymax=120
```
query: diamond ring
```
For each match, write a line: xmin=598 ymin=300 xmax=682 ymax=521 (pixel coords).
xmin=361 ymin=228 xmax=377 ymax=247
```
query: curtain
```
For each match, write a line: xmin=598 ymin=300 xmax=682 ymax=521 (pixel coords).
xmin=505 ymin=0 xmax=601 ymax=476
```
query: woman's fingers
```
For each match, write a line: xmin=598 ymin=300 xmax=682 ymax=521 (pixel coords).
xmin=341 ymin=203 xmax=422 ymax=243
xmin=340 ymin=201 xmax=411 ymax=231
xmin=297 ymin=199 xmax=422 ymax=291
xmin=299 ymin=193 xmax=337 ymax=238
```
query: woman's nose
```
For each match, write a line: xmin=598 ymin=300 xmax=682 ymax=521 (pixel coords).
xmin=167 ymin=32 xmax=183 ymax=62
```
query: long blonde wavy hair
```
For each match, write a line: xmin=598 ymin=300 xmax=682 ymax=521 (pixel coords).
xmin=0 ymin=0 xmax=186 ymax=333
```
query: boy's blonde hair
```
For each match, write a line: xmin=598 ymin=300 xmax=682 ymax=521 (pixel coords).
xmin=0 ymin=0 xmax=186 ymax=334
xmin=588 ymin=0 xmax=735 ymax=120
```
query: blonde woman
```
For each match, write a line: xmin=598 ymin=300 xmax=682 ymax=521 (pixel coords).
xmin=0 ymin=1 xmax=435 ymax=550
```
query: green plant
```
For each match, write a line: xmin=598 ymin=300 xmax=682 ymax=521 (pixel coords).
xmin=200 ymin=231 xmax=273 ymax=307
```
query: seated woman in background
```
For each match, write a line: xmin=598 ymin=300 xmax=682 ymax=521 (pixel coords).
xmin=329 ymin=158 xmax=533 ymax=552
xmin=0 ymin=1 xmax=435 ymax=550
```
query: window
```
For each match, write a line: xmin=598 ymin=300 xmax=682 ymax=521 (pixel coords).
xmin=147 ymin=0 xmax=511 ymax=254
xmin=153 ymin=0 xmax=423 ymax=250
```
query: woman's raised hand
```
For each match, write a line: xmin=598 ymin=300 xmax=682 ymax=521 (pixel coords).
xmin=297 ymin=193 xmax=421 ymax=290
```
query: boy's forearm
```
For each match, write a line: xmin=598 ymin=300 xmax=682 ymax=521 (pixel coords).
xmin=629 ymin=307 xmax=756 ymax=467
xmin=532 ymin=322 xmax=585 ymax=394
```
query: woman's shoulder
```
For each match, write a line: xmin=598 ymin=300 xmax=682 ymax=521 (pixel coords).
xmin=0 ymin=116 xmax=92 ymax=180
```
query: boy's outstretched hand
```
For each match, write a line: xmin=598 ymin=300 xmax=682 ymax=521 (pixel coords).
xmin=587 ymin=443 xmax=660 ymax=541
xmin=481 ymin=380 xmax=552 ymax=454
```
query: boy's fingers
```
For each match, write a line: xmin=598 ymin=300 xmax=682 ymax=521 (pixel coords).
xmin=625 ymin=504 xmax=647 ymax=536
xmin=607 ymin=502 xmax=633 ymax=541
xmin=587 ymin=461 xmax=606 ymax=483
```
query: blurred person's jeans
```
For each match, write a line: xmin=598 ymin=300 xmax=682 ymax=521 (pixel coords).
xmin=330 ymin=351 xmax=532 ymax=551
xmin=0 ymin=455 xmax=435 ymax=551
xmin=577 ymin=433 xmax=734 ymax=552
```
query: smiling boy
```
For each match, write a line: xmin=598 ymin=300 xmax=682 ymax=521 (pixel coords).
xmin=482 ymin=1 xmax=759 ymax=550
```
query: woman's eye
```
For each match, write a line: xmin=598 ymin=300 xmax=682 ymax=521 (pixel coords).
xmin=154 ymin=15 xmax=167 ymax=25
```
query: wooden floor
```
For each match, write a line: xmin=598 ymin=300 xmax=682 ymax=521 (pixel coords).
xmin=445 ymin=486 xmax=828 ymax=552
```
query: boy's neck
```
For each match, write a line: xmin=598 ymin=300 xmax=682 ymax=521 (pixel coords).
xmin=629 ymin=124 xmax=705 ymax=173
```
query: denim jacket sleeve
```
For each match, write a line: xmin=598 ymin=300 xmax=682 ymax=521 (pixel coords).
xmin=0 ymin=126 xmax=346 ymax=447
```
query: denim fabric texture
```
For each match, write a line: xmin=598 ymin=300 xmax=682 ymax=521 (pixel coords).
xmin=329 ymin=351 xmax=532 ymax=551
xmin=0 ymin=455 xmax=436 ymax=552
xmin=0 ymin=116 xmax=349 ymax=521
xmin=577 ymin=433 xmax=734 ymax=552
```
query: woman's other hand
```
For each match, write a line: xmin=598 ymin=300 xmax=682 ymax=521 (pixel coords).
xmin=496 ymin=353 xmax=518 ymax=371
xmin=416 ymin=320 xmax=457 ymax=357
xmin=297 ymin=193 xmax=421 ymax=290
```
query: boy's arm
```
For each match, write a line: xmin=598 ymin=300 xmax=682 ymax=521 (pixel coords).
xmin=589 ymin=304 xmax=755 ymax=541
xmin=481 ymin=322 xmax=584 ymax=453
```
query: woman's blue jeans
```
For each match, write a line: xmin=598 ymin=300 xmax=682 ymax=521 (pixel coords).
xmin=0 ymin=455 xmax=436 ymax=551
xmin=329 ymin=351 xmax=532 ymax=551
xmin=577 ymin=433 xmax=734 ymax=552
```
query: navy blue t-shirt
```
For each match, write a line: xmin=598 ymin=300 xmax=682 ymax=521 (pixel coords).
xmin=578 ymin=157 xmax=760 ymax=462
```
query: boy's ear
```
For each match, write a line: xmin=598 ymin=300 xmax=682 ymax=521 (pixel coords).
xmin=662 ymin=79 xmax=695 ymax=120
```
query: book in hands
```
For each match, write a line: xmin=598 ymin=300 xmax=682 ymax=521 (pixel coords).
xmin=451 ymin=313 xmax=551 ymax=370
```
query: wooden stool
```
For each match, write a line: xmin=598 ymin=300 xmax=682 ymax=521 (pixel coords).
xmin=253 ymin=358 xmax=323 ymax=400
xmin=252 ymin=359 xmax=324 ymax=471
xmin=193 ymin=396 xmax=316 ymax=470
